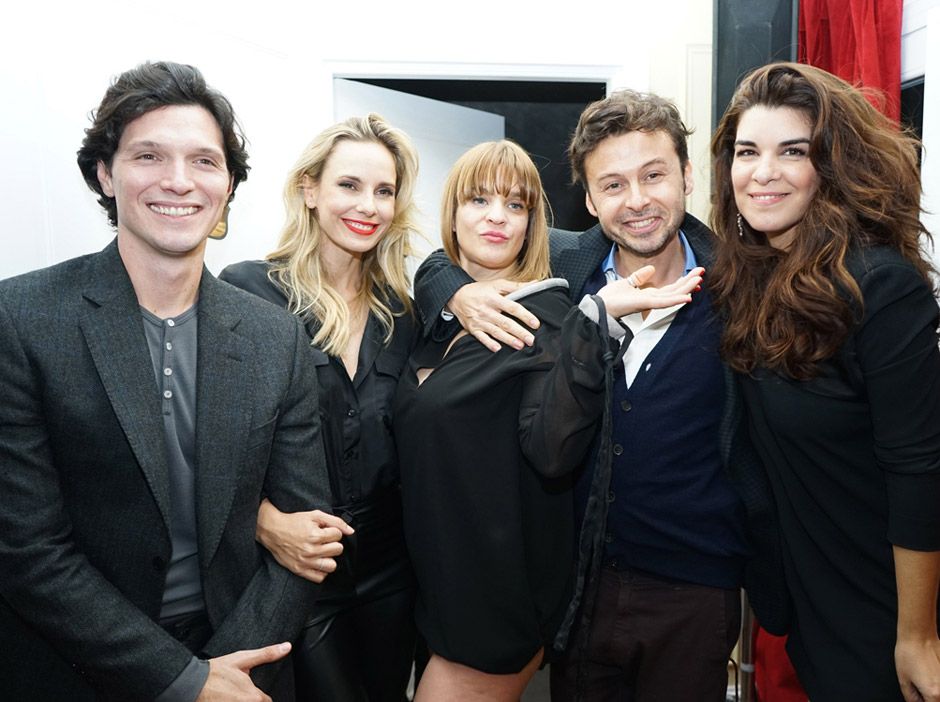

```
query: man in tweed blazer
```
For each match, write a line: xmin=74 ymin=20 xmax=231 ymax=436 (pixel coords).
xmin=0 ymin=62 xmax=333 ymax=701
xmin=414 ymin=91 xmax=786 ymax=701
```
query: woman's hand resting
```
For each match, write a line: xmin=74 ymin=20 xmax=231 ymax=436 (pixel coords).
xmin=255 ymin=498 xmax=355 ymax=583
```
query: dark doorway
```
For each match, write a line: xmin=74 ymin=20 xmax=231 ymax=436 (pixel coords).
xmin=901 ymin=78 xmax=925 ymax=170
xmin=356 ymin=79 xmax=606 ymax=232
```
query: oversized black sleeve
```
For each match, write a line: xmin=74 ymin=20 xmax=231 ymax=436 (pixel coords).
xmin=517 ymin=292 xmax=623 ymax=478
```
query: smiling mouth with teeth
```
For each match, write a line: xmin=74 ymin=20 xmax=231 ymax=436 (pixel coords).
xmin=150 ymin=204 xmax=199 ymax=217
xmin=343 ymin=219 xmax=379 ymax=235
xmin=626 ymin=217 xmax=657 ymax=229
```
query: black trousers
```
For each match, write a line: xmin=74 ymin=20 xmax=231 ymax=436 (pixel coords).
xmin=294 ymin=488 xmax=417 ymax=702
xmin=550 ymin=567 xmax=741 ymax=702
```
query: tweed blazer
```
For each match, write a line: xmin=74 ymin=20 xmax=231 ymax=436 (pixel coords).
xmin=412 ymin=214 xmax=790 ymax=634
xmin=0 ymin=240 xmax=330 ymax=700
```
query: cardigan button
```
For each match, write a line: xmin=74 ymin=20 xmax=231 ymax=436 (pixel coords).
xmin=621 ymin=400 xmax=632 ymax=411
xmin=152 ymin=556 xmax=167 ymax=572
xmin=608 ymin=491 xmax=616 ymax=503
xmin=612 ymin=444 xmax=623 ymax=456
xmin=604 ymin=533 xmax=614 ymax=543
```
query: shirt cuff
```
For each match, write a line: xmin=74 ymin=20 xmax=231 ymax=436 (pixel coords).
xmin=155 ymin=656 xmax=211 ymax=702
xmin=578 ymin=295 xmax=628 ymax=340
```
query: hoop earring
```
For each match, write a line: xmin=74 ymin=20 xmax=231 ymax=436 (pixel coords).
xmin=736 ymin=213 xmax=744 ymax=238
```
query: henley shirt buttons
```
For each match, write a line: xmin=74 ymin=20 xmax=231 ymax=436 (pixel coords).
xmin=613 ymin=444 xmax=624 ymax=456
xmin=163 ymin=367 xmax=172 ymax=376
xmin=165 ymin=342 xmax=172 ymax=351
xmin=166 ymin=319 xmax=175 ymax=327
xmin=347 ymin=408 xmax=357 ymax=417
xmin=163 ymin=390 xmax=173 ymax=399
xmin=621 ymin=400 xmax=632 ymax=412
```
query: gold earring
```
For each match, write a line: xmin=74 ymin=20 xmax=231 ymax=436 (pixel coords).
xmin=209 ymin=203 xmax=230 ymax=240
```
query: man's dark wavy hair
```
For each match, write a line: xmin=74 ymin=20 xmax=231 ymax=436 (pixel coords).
xmin=76 ymin=61 xmax=250 ymax=227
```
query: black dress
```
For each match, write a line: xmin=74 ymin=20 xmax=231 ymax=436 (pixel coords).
xmin=219 ymin=260 xmax=416 ymax=702
xmin=738 ymin=246 xmax=940 ymax=702
xmin=394 ymin=280 xmax=613 ymax=674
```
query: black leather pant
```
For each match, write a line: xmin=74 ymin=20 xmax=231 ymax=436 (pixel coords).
xmin=294 ymin=487 xmax=417 ymax=702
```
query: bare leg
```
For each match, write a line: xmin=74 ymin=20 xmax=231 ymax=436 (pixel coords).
xmin=414 ymin=648 xmax=543 ymax=702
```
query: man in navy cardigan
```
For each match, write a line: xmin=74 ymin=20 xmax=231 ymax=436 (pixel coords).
xmin=414 ymin=90 xmax=786 ymax=701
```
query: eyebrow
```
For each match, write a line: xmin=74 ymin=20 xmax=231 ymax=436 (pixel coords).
xmin=124 ymin=140 xmax=226 ymax=159
xmin=338 ymin=174 xmax=396 ymax=189
xmin=595 ymin=156 xmax=671 ymax=182
xmin=734 ymin=137 xmax=811 ymax=147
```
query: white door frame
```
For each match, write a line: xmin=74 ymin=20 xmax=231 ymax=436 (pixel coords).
xmin=322 ymin=60 xmax=623 ymax=120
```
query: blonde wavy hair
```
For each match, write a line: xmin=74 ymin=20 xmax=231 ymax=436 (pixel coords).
xmin=267 ymin=114 xmax=420 ymax=356
xmin=441 ymin=140 xmax=551 ymax=283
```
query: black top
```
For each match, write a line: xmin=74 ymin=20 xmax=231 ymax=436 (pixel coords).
xmin=394 ymin=280 xmax=612 ymax=674
xmin=739 ymin=246 xmax=940 ymax=702
xmin=219 ymin=260 xmax=415 ymax=506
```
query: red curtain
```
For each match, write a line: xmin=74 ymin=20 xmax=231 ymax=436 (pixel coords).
xmin=798 ymin=0 xmax=904 ymax=122
xmin=753 ymin=625 xmax=808 ymax=702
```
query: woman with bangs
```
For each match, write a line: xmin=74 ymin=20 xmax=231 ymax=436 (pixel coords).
xmin=220 ymin=113 xmax=420 ymax=701
xmin=710 ymin=62 xmax=940 ymax=701
xmin=394 ymin=140 xmax=704 ymax=701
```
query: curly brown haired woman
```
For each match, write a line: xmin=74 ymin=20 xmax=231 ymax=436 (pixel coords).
xmin=710 ymin=62 xmax=940 ymax=702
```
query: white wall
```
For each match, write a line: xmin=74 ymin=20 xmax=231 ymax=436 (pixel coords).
xmin=0 ymin=0 xmax=711 ymax=279
xmin=903 ymin=0 xmax=940 ymax=82
xmin=648 ymin=0 xmax=715 ymax=224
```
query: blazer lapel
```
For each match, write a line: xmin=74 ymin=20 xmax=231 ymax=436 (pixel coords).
xmin=79 ymin=241 xmax=171 ymax=528
xmin=194 ymin=270 xmax=253 ymax=565
xmin=555 ymin=224 xmax=611 ymax=299
xmin=681 ymin=213 xmax=717 ymax=268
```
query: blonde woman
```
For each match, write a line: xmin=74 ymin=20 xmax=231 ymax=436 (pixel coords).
xmin=220 ymin=113 xmax=420 ymax=701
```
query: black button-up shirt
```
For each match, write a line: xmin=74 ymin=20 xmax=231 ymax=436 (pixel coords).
xmin=218 ymin=260 xmax=415 ymax=507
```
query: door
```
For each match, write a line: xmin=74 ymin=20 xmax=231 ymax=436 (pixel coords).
xmin=333 ymin=78 xmax=505 ymax=265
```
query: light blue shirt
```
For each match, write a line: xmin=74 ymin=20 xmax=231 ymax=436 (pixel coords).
xmin=601 ymin=229 xmax=698 ymax=279
xmin=596 ymin=230 xmax=698 ymax=387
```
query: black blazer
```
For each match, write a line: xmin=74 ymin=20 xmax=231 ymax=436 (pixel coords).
xmin=412 ymin=214 xmax=790 ymax=634
xmin=0 ymin=241 xmax=331 ymax=700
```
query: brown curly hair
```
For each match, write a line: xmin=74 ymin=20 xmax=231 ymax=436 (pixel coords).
xmin=709 ymin=62 xmax=934 ymax=380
